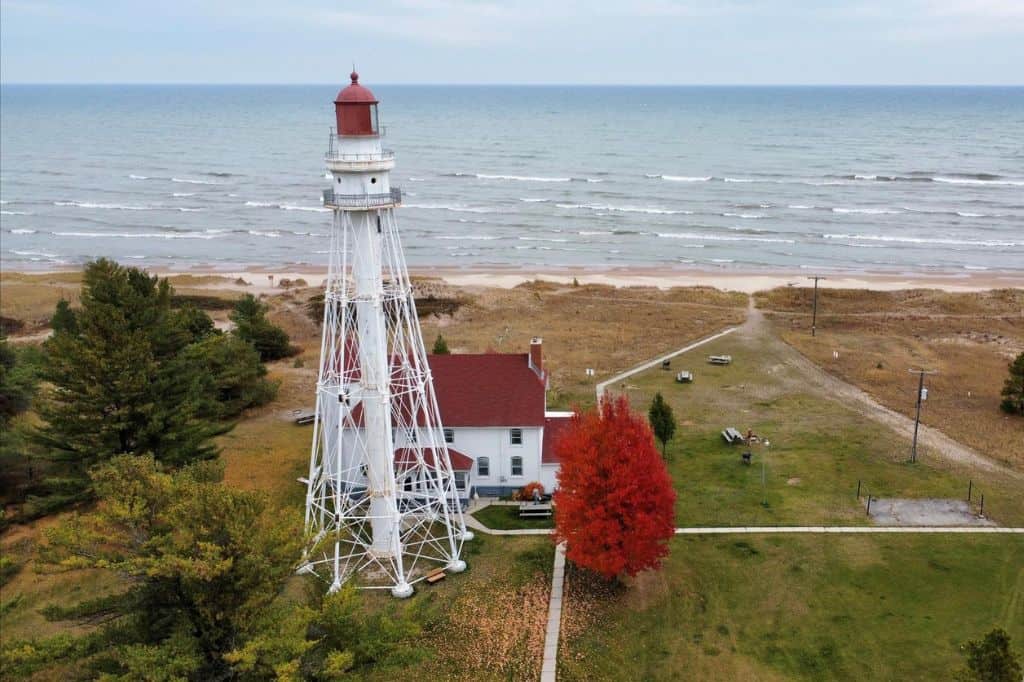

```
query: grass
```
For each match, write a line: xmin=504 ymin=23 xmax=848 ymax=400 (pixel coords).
xmin=559 ymin=534 xmax=1024 ymax=681
xmin=620 ymin=318 xmax=1024 ymax=527
xmin=473 ymin=504 xmax=555 ymax=530
xmin=755 ymin=286 xmax=1024 ymax=470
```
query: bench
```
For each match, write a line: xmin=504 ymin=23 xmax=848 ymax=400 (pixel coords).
xmin=721 ymin=427 xmax=744 ymax=444
xmin=675 ymin=371 xmax=693 ymax=383
xmin=293 ymin=410 xmax=316 ymax=425
xmin=519 ymin=502 xmax=553 ymax=518
xmin=425 ymin=568 xmax=446 ymax=585
xmin=708 ymin=355 xmax=732 ymax=365
xmin=661 ymin=359 xmax=672 ymax=370
xmin=741 ymin=451 xmax=752 ymax=465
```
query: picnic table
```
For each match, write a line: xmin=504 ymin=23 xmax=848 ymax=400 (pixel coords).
xmin=721 ymin=427 xmax=744 ymax=444
xmin=519 ymin=502 xmax=553 ymax=518
xmin=708 ymin=355 xmax=732 ymax=365
xmin=675 ymin=371 xmax=693 ymax=383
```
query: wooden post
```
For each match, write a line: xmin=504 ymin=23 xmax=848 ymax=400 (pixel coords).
xmin=967 ymin=480 xmax=972 ymax=502
xmin=980 ymin=494 xmax=985 ymax=518
xmin=866 ymin=495 xmax=872 ymax=516
xmin=856 ymin=480 xmax=861 ymax=498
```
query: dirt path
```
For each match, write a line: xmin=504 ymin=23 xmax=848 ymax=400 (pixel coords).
xmin=743 ymin=297 xmax=1024 ymax=481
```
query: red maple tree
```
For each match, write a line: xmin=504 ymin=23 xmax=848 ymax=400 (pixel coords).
xmin=552 ymin=395 xmax=677 ymax=579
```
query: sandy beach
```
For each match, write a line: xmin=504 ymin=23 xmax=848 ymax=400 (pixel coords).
xmin=127 ymin=264 xmax=1024 ymax=295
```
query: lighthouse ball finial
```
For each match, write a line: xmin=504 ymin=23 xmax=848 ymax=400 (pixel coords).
xmin=350 ymin=71 xmax=359 ymax=84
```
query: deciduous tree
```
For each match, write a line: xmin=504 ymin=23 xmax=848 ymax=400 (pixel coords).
xmin=957 ymin=628 xmax=1022 ymax=682
xmin=553 ymin=395 xmax=676 ymax=580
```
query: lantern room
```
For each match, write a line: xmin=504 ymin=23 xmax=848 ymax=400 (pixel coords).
xmin=334 ymin=72 xmax=379 ymax=136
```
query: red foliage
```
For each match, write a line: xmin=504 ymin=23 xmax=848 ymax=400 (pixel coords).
xmin=512 ymin=481 xmax=545 ymax=501
xmin=552 ymin=396 xmax=677 ymax=579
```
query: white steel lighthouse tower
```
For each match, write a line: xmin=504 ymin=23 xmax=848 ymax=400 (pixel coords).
xmin=301 ymin=73 xmax=471 ymax=598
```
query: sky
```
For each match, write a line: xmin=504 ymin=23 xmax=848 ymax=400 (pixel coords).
xmin=2 ymin=0 xmax=1022 ymax=85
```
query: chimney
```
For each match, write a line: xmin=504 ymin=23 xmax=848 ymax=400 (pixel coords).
xmin=529 ymin=337 xmax=544 ymax=378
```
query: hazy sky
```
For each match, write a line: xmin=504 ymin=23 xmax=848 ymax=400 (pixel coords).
xmin=2 ymin=0 xmax=1022 ymax=84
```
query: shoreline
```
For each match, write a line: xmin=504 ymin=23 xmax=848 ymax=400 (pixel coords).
xmin=4 ymin=263 xmax=1022 ymax=294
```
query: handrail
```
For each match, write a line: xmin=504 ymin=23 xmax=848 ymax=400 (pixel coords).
xmin=326 ymin=131 xmax=394 ymax=162
xmin=322 ymin=187 xmax=402 ymax=208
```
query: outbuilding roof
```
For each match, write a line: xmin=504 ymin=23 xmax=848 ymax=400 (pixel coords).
xmin=541 ymin=413 xmax=574 ymax=465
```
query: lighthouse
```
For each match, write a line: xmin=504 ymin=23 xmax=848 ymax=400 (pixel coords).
xmin=301 ymin=73 xmax=471 ymax=598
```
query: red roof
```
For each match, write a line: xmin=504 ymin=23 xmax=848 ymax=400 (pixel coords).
xmin=394 ymin=447 xmax=473 ymax=471
xmin=542 ymin=415 xmax=574 ymax=465
xmin=429 ymin=354 xmax=545 ymax=427
xmin=335 ymin=71 xmax=378 ymax=104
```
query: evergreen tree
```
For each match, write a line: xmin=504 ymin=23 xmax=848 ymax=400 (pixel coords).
xmin=648 ymin=392 xmax=677 ymax=457
xmin=33 ymin=259 xmax=223 ymax=507
xmin=231 ymin=293 xmax=293 ymax=361
xmin=0 ymin=336 xmax=38 ymax=422
xmin=1000 ymin=352 xmax=1024 ymax=416
xmin=50 ymin=299 xmax=78 ymax=336
xmin=4 ymin=455 xmax=302 ymax=680
xmin=957 ymin=628 xmax=1022 ymax=682
xmin=0 ymin=337 xmax=41 ymax=510
xmin=185 ymin=334 xmax=278 ymax=419
xmin=432 ymin=333 xmax=451 ymax=355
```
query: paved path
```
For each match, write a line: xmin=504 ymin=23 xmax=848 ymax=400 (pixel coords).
xmin=540 ymin=543 xmax=566 ymax=682
xmin=595 ymin=326 xmax=739 ymax=403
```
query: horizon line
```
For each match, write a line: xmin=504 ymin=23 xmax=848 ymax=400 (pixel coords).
xmin=3 ymin=81 xmax=1023 ymax=88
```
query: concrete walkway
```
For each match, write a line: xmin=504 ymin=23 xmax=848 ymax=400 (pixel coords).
xmin=540 ymin=542 xmax=566 ymax=682
xmin=594 ymin=326 xmax=739 ymax=403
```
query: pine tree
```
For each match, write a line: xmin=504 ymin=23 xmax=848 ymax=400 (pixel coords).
xmin=50 ymin=299 xmax=78 ymax=336
xmin=1000 ymin=352 xmax=1024 ymax=416
xmin=553 ymin=396 xmax=677 ymax=580
xmin=33 ymin=260 xmax=223 ymax=506
xmin=184 ymin=334 xmax=278 ymax=419
xmin=432 ymin=333 xmax=450 ymax=355
xmin=648 ymin=392 xmax=677 ymax=457
xmin=231 ymin=294 xmax=293 ymax=361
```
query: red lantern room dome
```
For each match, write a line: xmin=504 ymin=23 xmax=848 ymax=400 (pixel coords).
xmin=334 ymin=72 xmax=379 ymax=136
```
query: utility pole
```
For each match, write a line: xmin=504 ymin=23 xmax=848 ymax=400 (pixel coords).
xmin=908 ymin=368 xmax=937 ymax=463
xmin=807 ymin=276 xmax=825 ymax=337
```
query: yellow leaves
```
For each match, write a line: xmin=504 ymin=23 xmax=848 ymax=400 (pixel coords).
xmin=322 ymin=650 xmax=356 ymax=677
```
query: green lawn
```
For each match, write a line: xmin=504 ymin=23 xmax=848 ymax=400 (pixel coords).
xmin=559 ymin=534 xmax=1024 ymax=681
xmin=472 ymin=504 xmax=555 ymax=531
xmin=619 ymin=328 xmax=1024 ymax=527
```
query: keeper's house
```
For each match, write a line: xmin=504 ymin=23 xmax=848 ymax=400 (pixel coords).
xmin=394 ymin=338 xmax=572 ymax=499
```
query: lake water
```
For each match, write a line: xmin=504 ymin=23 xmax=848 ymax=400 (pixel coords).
xmin=2 ymin=85 xmax=1022 ymax=274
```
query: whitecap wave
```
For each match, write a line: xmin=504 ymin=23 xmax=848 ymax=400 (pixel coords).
xmin=722 ymin=212 xmax=764 ymax=219
xmin=519 ymin=198 xmax=549 ymax=203
xmin=436 ymin=235 xmax=500 ymax=240
xmin=660 ymin=175 xmax=711 ymax=182
xmin=557 ymin=202 xmax=691 ymax=215
xmin=9 ymin=228 xmax=37 ymax=234
xmin=171 ymin=177 xmax=221 ymax=185
xmin=934 ymin=176 xmax=1024 ymax=187
xmin=54 ymin=231 xmax=220 ymax=239
xmin=823 ymin=233 xmax=1017 ymax=247
xmin=1 ymin=210 xmax=32 ymax=215
xmin=657 ymin=232 xmax=794 ymax=243
xmin=475 ymin=173 xmax=571 ymax=182
xmin=832 ymin=207 xmax=902 ymax=215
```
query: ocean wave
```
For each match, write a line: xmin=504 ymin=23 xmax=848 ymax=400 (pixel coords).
xmin=657 ymin=232 xmax=795 ymax=244
xmin=571 ymin=177 xmax=604 ymax=183
xmin=1 ymin=210 xmax=32 ymax=215
xmin=171 ymin=177 xmax=221 ymax=185
xmin=9 ymin=228 xmax=37 ymax=234
xmin=205 ymin=172 xmax=237 ymax=177
xmin=128 ymin=174 xmax=150 ymax=180
xmin=54 ymin=231 xmax=220 ymax=240
xmin=247 ymin=230 xmax=281 ymax=238
xmin=578 ymin=230 xmax=613 ymax=236
xmin=10 ymin=249 xmax=58 ymax=258
xmin=788 ymin=204 xmax=814 ymax=209
xmin=835 ymin=172 xmax=1023 ymax=186
xmin=244 ymin=200 xmax=329 ymax=213
xmin=646 ymin=174 xmax=711 ymax=182
xmin=408 ymin=177 xmax=425 ymax=182
xmin=556 ymin=202 xmax=691 ymax=215
xmin=722 ymin=177 xmax=757 ymax=183
xmin=172 ymin=192 xmax=196 ymax=197
xmin=405 ymin=203 xmax=498 ymax=214
xmin=55 ymin=201 xmax=151 ymax=210
xmin=519 ymin=198 xmax=549 ymax=203
xmin=475 ymin=173 xmax=572 ymax=183
xmin=722 ymin=212 xmax=764 ymax=219
xmin=934 ymin=176 xmax=1024 ymax=187
xmin=436 ymin=235 xmax=500 ymax=240
xmin=823 ymin=233 xmax=1017 ymax=247
xmin=832 ymin=207 xmax=902 ymax=215
xmin=519 ymin=236 xmax=568 ymax=243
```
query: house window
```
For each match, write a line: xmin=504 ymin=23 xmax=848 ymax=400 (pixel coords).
xmin=454 ymin=472 xmax=467 ymax=492
xmin=510 ymin=456 xmax=523 ymax=477
xmin=477 ymin=457 xmax=490 ymax=477
xmin=444 ymin=428 xmax=455 ymax=444
xmin=406 ymin=428 xmax=417 ymax=443
xmin=510 ymin=428 xmax=523 ymax=446
xmin=404 ymin=475 xmax=414 ymax=492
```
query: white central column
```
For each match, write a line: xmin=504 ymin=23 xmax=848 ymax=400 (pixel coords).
xmin=351 ymin=211 xmax=401 ymax=561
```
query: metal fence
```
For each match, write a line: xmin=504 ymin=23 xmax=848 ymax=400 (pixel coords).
xmin=322 ymin=187 xmax=402 ymax=208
